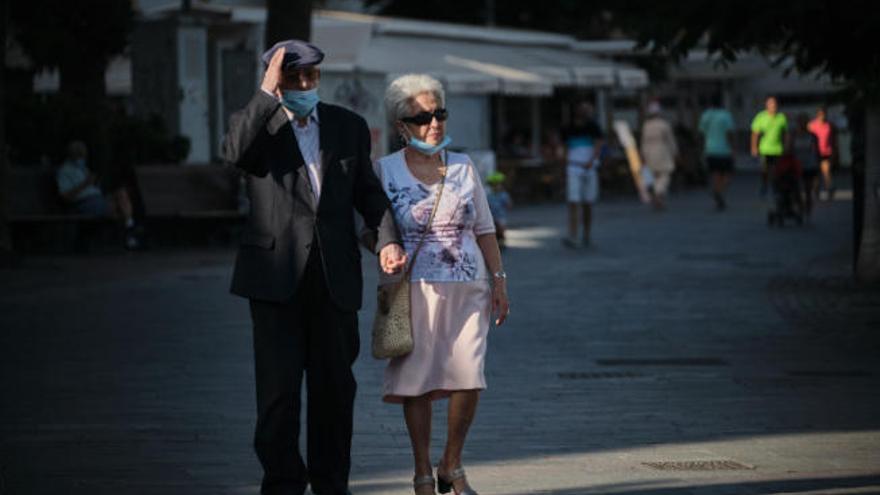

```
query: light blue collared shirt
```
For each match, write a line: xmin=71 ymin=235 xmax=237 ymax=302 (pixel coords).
xmin=288 ymin=109 xmax=322 ymax=201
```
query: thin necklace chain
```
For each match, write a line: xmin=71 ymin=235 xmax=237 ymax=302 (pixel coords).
xmin=405 ymin=149 xmax=446 ymax=182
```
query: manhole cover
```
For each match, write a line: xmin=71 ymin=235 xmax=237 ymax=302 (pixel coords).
xmin=558 ymin=371 xmax=644 ymax=380
xmin=678 ymin=253 xmax=747 ymax=262
xmin=578 ymin=269 xmax=631 ymax=278
xmin=787 ymin=370 xmax=872 ymax=378
xmin=642 ymin=460 xmax=755 ymax=471
xmin=597 ymin=358 xmax=728 ymax=366
xmin=179 ymin=273 xmax=222 ymax=282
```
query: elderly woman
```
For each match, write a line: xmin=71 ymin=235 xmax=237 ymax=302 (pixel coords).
xmin=640 ymin=100 xmax=678 ymax=210
xmin=374 ymin=74 xmax=509 ymax=495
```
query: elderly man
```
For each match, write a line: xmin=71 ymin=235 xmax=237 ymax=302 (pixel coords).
xmin=224 ymin=39 xmax=406 ymax=495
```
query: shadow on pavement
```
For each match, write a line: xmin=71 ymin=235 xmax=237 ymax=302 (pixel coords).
xmin=500 ymin=474 xmax=880 ymax=495
xmin=1 ymin=176 xmax=878 ymax=494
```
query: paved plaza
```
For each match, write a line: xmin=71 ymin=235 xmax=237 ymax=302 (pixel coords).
xmin=2 ymin=175 xmax=879 ymax=495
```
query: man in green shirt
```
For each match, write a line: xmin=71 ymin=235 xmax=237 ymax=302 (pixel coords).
xmin=750 ymin=96 xmax=789 ymax=195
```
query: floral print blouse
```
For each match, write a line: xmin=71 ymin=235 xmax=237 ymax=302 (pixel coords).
xmin=375 ymin=150 xmax=496 ymax=282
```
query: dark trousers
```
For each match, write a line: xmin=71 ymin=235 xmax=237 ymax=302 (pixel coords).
xmin=249 ymin=248 xmax=359 ymax=495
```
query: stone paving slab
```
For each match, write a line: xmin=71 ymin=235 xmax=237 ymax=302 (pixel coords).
xmin=1 ymin=176 xmax=879 ymax=495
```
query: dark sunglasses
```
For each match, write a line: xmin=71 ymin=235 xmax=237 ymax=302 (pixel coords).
xmin=400 ymin=108 xmax=448 ymax=125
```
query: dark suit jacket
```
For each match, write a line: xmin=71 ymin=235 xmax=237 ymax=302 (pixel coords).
xmin=224 ymin=91 xmax=400 ymax=311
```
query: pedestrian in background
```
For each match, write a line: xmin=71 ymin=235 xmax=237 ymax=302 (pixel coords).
xmin=561 ymin=101 xmax=604 ymax=248
xmin=698 ymin=93 xmax=736 ymax=211
xmin=640 ymin=100 xmax=678 ymax=210
xmin=808 ymin=106 xmax=836 ymax=200
xmin=376 ymin=73 xmax=509 ymax=495
xmin=55 ymin=140 xmax=140 ymax=249
xmin=486 ymin=171 xmax=513 ymax=250
xmin=751 ymin=95 xmax=789 ymax=197
xmin=792 ymin=113 xmax=821 ymax=220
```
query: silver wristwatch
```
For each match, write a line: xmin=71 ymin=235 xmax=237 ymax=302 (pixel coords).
xmin=492 ymin=270 xmax=507 ymax=280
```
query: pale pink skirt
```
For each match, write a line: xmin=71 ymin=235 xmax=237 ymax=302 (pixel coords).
xmin=382 ymin=280 xmax=491 ymax=403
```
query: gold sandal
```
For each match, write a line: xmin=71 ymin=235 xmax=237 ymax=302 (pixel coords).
xmin=437 ymin=466 xmax=477 ymax=495
xmin=413 ymin=474 xmax=436 ymax=495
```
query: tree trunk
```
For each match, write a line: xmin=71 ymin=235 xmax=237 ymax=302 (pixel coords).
xmin=265 ymin=0 xmax=312 ymax=49
xmin=0 ymin=0 xmax=12 ymax=256
xmin=856 ymin=104 xmax=880 ymax=283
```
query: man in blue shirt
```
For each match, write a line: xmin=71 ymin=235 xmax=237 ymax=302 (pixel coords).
xmin=560 ymin=102 xmax=604 ymax=247
xmin=698 ymin=93 xmax=736 ymax=211
xmin=56 ymin=140 xmax=140 ymax=248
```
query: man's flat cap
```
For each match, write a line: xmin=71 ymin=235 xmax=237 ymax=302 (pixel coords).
xmin=261 ymin=39 xmax=324 ymax=69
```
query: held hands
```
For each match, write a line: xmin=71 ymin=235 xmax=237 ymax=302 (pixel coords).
xmin=380 ymin=243 xmax=408 ymax=275
xmin=492 ymin=280 xmax=510 ymax=326
xmin=261 ymin=47 xmax=285 ymax=98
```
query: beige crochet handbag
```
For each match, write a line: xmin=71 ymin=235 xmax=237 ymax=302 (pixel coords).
xmin=371 ymin=155 xmax=447 ymax=359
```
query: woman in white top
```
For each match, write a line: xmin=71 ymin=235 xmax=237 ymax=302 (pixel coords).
xmin=375 ymin=74 xmax=509 ymax=495
xmin=640 ymin=101 xmax=679 ymax=210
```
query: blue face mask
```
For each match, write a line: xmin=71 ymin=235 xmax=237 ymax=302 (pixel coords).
xmin=406 ymin=134 xmax=452 ymax=156
xmin=280 ymin=88 xmax=319 ymax=117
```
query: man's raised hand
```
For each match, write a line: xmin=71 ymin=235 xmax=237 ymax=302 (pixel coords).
xmin=261 ymin=47 xmax=285 ymax=97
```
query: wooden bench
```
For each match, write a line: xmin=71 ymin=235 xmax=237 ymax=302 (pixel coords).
xmin=8 ymin=166 xmax=119 ymax=253
xmin=133 ymin=164 xmax=245 ymax=245
xmin=8 ymin=164 xmax=246 ymax=252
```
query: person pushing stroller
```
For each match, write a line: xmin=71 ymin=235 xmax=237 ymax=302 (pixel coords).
xmin=767 ymin=149 xmax=804 ymax=227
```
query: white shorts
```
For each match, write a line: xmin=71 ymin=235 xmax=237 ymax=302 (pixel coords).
xmin=567 ymin=166 xmax=600 ymax=204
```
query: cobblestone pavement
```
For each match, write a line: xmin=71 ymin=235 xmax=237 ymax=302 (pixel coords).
xmin=2 ymin=175 xmax=879 ymax=495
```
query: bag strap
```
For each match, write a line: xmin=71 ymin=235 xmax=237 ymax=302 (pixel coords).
xmin=403 ymin=150 xmax=447 ymax=278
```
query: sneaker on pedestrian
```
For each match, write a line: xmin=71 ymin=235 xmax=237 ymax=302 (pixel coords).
xmin=124 ymin=227 xmax=142 ymax=251
xmin=562 ymin=237 xmax=580 ymax=249
xmin=124 ymin=235 xmax=140 ymax=250
xmin=713 ymin=192 xmax=726 ymax=211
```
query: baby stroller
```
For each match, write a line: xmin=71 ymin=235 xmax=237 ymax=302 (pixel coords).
xmin=767 ymin=153 xmax=804 ymax=227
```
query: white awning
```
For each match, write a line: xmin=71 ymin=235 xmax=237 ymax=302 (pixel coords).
xmin=313 ymin=12 xmax=638 ymax=95
xmin=616 ymin=67 xmax=650 ymax=89
xmin=322 ymin=31 xmax=555 ymax=96
xmin=519 ymin=46 xmax=617 ymax=87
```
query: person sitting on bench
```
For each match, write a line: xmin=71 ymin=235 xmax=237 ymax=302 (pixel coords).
xmin=55 ymin=140 xmax=140 ymax=249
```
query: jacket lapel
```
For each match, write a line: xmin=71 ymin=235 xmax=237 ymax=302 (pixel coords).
xmin=317 ymin=103 xmax=338 ymax=212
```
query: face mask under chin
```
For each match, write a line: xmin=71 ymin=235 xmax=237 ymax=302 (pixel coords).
xmin=402 ymin=128 xmax=452 ymax=156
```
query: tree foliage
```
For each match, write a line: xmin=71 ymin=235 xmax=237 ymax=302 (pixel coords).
xmin=599 ymin=1 xmax=880 ymax=97
xmin=10 ymin=0 xmax=131 ymax=67
xmin=7 ymin=0 xmax=133 ymax=173
xmin=365 ymin=0 xmax=617 ymax=39
xmin=10 ymin=0 xmax=132 ymax=96
xmin=368 ymin=0 xmax=879 ymax=96
xmin=266 ymin=0 xmax=312 ymax=48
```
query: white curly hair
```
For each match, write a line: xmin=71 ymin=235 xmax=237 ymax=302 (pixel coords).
xmin=384 ymin=74 xmax=446 ymax=125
